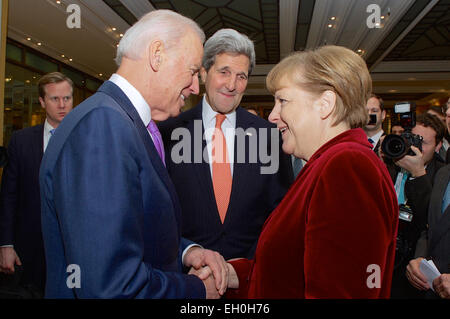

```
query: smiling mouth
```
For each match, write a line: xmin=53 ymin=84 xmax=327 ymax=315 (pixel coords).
xmin=280 ymin=127 xmax=287 ymax=133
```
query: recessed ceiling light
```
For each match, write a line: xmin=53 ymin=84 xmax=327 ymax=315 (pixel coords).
xmin=327 ymin=24 xmax=333 ymax=28
xmin=26 ymin=37 xmax=31 ymax=41
xmin=112 ymin=27 xmax=117 ymax=31
xmin=330 ymin=16 xmax=336 ymax=20
xmin=69 ymin=58 xmax=73 ymax=62
xmin=37 ymin=42 xmax=42 ymax=46
xmin=119 ymin=33 xmax=124 ymax=37
xmin=61 ymin=54 xmax=65 ymax=58
xmin=56 ymin=0 xmax=61 ymax=4
xmin=99 ymin=73 xmax=103 ymax=77
xmin=381 ymin=16 xmax=385 ymax=19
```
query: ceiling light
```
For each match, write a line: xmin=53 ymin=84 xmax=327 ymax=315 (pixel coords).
xmin=330 ymin=16 xmax=336 ymax=20
xmin=26 ymin=37 xmax=31 ymax=41
xmin=99 ymin=73 xmax=103 ymax=77
xmin=56 ymin=0 xmax=61 ymax=4
xmin=111 ymin=27 xmax=117 ymax=31
xmin=61 ymin=54 xmax=65 ymax=58
xmin=327 ymin=24 xmax=333 ymax=28
xmin=37 ymin=42 xmax=42 ymax=46
xmin=119 ymin=33 xmax=124 ymax=37
xmin=69 ymin=58 xmax=73 ymax=62
xmin=381 ymin=15 xmax=385 ymax=19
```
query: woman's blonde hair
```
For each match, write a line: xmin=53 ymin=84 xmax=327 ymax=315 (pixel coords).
xmin=266 ymin=45 xmax=372 ymax=128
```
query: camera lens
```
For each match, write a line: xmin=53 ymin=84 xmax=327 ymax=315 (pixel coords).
xmin=381 ymin=134 xmax=407 ymax=159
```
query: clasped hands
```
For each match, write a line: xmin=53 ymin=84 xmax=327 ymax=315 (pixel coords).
xmin=183 ymin=246 xmax=238 ymax=299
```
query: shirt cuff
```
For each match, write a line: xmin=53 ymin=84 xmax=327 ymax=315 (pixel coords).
xmin=0 ymin=245 xmax=14 ymax=248
xmin=182 ymin=244 xmax=203 ymax=266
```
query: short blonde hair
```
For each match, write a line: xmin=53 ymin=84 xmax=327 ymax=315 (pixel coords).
xmin=266 ymin=45 xmax=372 ymax=128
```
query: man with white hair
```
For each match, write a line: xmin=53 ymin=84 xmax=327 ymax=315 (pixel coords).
xmin=40 ymin=10 xmax=227 ymax=299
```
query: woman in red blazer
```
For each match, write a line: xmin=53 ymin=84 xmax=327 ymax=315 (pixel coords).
xmin=224 ymin=45 xmax=399 ymax=298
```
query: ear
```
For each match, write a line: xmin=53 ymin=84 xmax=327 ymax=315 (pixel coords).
xmin=200 ymin=67 xmax=207 ymax=83
xmin=381 ymin=109 xmax=386 ymax=121
xmin=39 ymin=97 xmax=46 ymax=109
xmin=148 ymin=40 xmax=164 ymax=72
xmin=434 ymin=140 xmax=443 ymax=153
xmin=317 ymin=90 xmax=336 ymax=120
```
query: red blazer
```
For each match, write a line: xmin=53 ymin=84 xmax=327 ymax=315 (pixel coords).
xmin=228 ymin=128 xmax=398 ymax=298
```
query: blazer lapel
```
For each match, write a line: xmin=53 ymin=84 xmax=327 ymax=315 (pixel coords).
xmin=185 ymin=104 xmax=218 ymax=216
xmin=225 ymin=107 xmax=255 ymax=224
xmin=97 ymin=81 xmax=182 ymax=216
xmin=33 ymin=124 xmax=44 ymax=163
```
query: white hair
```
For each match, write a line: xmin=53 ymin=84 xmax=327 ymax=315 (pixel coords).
xmin=115 ymin=10 xmax=205 ymax=66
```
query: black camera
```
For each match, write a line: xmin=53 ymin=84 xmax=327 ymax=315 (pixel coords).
xmin=381 ymin=102 xmax=423 ymax=160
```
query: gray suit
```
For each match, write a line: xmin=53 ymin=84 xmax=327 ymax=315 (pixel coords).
xmin=415 ymin=164 xmax=450 ymax=275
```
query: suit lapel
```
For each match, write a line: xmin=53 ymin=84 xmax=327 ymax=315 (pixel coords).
xmin=32 ymin=124 xmax=44 ymax=163
xmin=225 ymin=107 xmax=255 ymax=224
xmin=98 ymin=81 xmax=182 ymax=216
xmin=185 ymin=104 xmax=218 ymax=216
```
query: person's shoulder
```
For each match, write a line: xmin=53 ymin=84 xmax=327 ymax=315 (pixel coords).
xmin=237 ymin=107 xmax=275 ymax=129
xmin=10 ymin=124 xmax=43 ymax=141
xmin=158 ymin=104 xmax=200 ymax=133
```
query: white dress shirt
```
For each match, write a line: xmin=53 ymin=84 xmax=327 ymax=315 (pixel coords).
xmin=202 ymin=95 xmax=236 ymax=177
xmin=368 ymin=130 xmax=384 ymax=150
xmin=43 ymin=119 xmax=56 ymax=153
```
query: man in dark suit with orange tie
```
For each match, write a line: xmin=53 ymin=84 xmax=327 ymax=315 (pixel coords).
xmin=159 ymin=29 xmax=293 ymax=261
xmin=0 ymin=72 xmax=74 ymax=295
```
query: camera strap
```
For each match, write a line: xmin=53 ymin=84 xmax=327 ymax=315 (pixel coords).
xmin=395 ymin=169 xmax=409 ymax=205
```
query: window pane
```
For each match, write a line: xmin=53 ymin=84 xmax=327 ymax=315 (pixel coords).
xmin=61 ymin=67 xmax=84 ymax=88
xmin=25 ymin=52 xmax=58 ymax=73
xmin=6 ymin=43 xmax=22 ymax=62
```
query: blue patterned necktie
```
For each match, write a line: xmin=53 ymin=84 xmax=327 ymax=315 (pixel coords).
xmin=442 ymin=182 xmax=450 ymax=214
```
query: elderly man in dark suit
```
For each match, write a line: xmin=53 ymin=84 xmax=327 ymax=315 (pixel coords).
xmin=159 ymin=29 xmax=293 ymax=261
xmin=39 ymin=10 xmax=227 ymax=299
xmin=406 ymin=164 xmax=450 ymax=299
xmin=0 ymin=72 xmax=74 ymax=295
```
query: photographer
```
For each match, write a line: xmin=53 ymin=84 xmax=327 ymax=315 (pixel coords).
xmin=381 ymin=113 xmax=446 ymax=298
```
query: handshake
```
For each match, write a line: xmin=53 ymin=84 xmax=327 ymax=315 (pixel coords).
xmin=184 ymin=246 xmax=239 ymax=299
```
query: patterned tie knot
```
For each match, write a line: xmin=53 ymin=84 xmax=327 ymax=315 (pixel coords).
xmin=368 ymin=138 xmax=374 ymax=144
xmin=50 ymin=128 xmax=56 ymax=136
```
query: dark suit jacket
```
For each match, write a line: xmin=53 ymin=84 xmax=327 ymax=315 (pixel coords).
xmin=387 ymin=153 xmax=446 ymax=247
xmin=426 ymin=164 xmax=450 ymax=274
xmin=39 ymin=81 xmax=204 ymax=298
xmin=159 ymin=103 xmax=293 ymax=260
xmin=0 ymin=124 xmax=45 ymax=291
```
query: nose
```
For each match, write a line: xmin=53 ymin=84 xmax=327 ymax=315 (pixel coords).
xmin=58 ymin=98 xmax=66 ymax=108
xmin=225 ymin=75 xmax=237 ymax=91
xmin=268 ymin=103 xmax=280 ymax=124
xmin=190 ymin=75 xmax=200 ymax=95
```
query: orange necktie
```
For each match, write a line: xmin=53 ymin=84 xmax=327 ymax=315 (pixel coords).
xmin=212 ymin=114 xmax=232 ymax=224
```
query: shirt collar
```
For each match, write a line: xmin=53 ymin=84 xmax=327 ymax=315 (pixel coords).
xmin=109 ymin=73 xmax=151 ymax=126
xmin=44 ymin=119 xmax=55 ymax=135
xmin=201 ymin=95 xmax=236 ymax=127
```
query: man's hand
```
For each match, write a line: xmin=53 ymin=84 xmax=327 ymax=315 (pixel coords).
xmin=394 ymin=146 xmax=426 ymax=177
xmin=406 ymin=257 xmax=430 ymax=290
xmin=0 ymin=247 xmax=22 ymax=274
xmin=189 ymin=266 xmax=220 ymax=299
xmin=433 ymin=274 xmax=450 ymax=299
xmin=184 ymin=247 xmax=228 ymax=295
